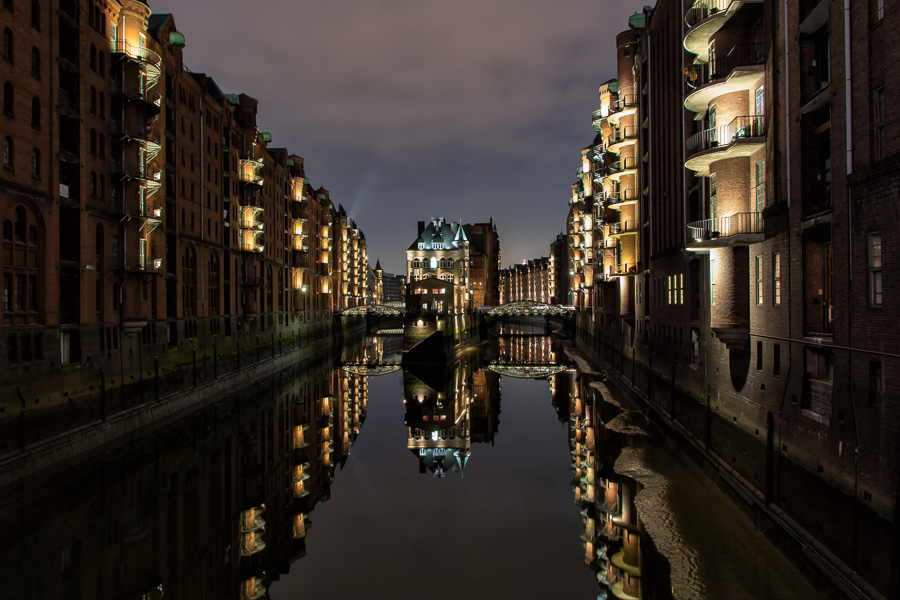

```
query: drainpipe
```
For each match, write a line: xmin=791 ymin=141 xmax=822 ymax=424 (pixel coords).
xmin=775 ymin=0 xmax=794 ymax=508
xmin=200 ymin=107 xmax=205 ymax=313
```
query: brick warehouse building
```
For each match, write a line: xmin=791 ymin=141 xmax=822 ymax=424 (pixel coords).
xmin=0 ymin=0 xmax=372 ymax=448
xmin=565 ymin=1 xmax=900 ymax=598
xmin=462 ymin=219 xmax=500 ymax=307
xmin=499 ymin=257 xmax=551 ymax=305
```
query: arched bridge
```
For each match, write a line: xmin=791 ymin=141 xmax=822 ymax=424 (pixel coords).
xmin=484 ymin=301 xmax=574 ymax=318
xmin=486 ymin=360 xmax=572 ymax=379
xmin=342 ymin=361 xmax=401 ymax=376
xmin=340 ymin=302 xmax=405 ymax=317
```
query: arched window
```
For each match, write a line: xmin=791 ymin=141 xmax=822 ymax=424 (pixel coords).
xmin=89 ymin=171 xmax=96 ymax=197
xmin=98 ymin=92 xmax=104 ymax=118
xmin=447 ymin=258 xmax=454 ymax=268
xmin=98 ymin=133 xmax=104 ymax=158
xmin=98 ymin=175 xmax=105 ymax=200
xmin=3 ymin=28 xmax=12 ymax=64
xmin=3 ymin=137 xmax=11 ymax=168
xmin=3 ymin=82 xmax=13 ymax=116
xmin=430 ymin=257 xmax=437 ymax=269
xmin=89 ymin=44 xmax=96 ymax=71
xmin=3 ymin=205 xmax=43 ymax=322
xmin=440 ymin=258 xmax=446 ymax=269
xmin=97 ymin=51 xmax=104 ymax=76
xmin=31 ymin=148 xmax=39 ymax=178
xmin=412 ymin=258 xmax=419 ymax=269
xmin=89 ymin=86 xmax=96 ymax=113
xmin=30 ymin=47 xmax=39 ymax=79
xmin=89 ymin=128 xmax=97 ymax=155
xmin=31 ymin=97 xmax=39 ymax=129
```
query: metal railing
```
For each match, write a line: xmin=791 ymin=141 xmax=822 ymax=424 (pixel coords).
xmin=685 ymin=0 xmax=737 ymax=27
xmin=607 ymin=220 xmax=639 ymax=236
xmin=608 ymin=188 xmax=638 ymax=204
xmin=606 ymin=156 xmax=640 ymax=174
xmin=108 ymin=40 xmax=161 ymax=69
xmin=685 ymin=43 xmax=765 ymax=89
xmin=608 ymin=94 xmax=637 ymax=115
xmin=686 ymin=115 xmax=766 ymax=156
xmin=607 ymin=126 xmax=639 ymax=146
xmin=687 ymin=211 xmax=763 ymax=241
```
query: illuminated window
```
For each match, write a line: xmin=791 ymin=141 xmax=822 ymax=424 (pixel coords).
xmin=773 ymin=253 xmax=781 ymax=305
xmin=869 ymin=233 xmax=882 ymax=306
xmin=755 ymin=255 xmax=763 ymax=305
xmin=755 ymin=161 xmax=765 ymax=212
xmin=709 ymin=255 xmax=716 ymax=307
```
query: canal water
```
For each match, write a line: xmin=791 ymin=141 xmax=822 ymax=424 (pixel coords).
xmin=0 ymin=331 xmax=817 ymax=599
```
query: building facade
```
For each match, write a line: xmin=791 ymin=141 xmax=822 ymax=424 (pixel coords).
xmin=1 ymin=1 xmax=370 ymax=437
xmin=462 ymin=219 xmax=501 ymax=307
xmin=405 ymin=217 xmax=471 ymax=314
xmin=499 ymin=257 xmax=551 ymax=305
xmin=563 ymin=2 xmax=900 ymax=597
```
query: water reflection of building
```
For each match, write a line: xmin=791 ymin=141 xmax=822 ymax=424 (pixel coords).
xmin=403 ymin=355 xmax=500 ymax=477
xmin=0 ymin=353 xmax=370 ymax=600
xmin=562 ymin=370 xmax=644 ymax=600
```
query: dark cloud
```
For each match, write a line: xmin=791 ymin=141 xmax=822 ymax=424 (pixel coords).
xmin=153 ymin=0 xmax=648 ymax=273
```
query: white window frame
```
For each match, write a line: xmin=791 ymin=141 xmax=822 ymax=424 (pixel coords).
xmin=755 ymin=160 xmax=765 ymax=212
xmin=755 ymin=255 xmax=764 ymax=305
xmin=773 ymin=252 xmax=781 ymax=305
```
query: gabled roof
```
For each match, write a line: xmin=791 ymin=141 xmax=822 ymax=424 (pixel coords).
xmin=407 ymin=217 xmax=464 ymax=251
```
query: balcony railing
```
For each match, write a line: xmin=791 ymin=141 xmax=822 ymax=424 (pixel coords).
xmin=109 ymin=40 xmax=161 ymax=67
xmin=608 ymin=95 xmax=637 ymax=115
xmin=685 ymin=0 xmax=737 ymax=28
xmin=109 ymin=40 xmax=161 ymax=89
xmin=686 ymin=115 xmax=766 ymax=156
xmin=607 ymin=126 xmax=638 ymax=147
xmin=686 ymin=43 xmax=764 ymax=89
xmin=608 ymin=188 xmax=638 ymax=205
xmin=687 ymin=211 xmax=763 ymax=242
xmin=607 ymin=220 xmax=639 ymax=236
xmin=605 ymin=156 xmax=640 ymax=176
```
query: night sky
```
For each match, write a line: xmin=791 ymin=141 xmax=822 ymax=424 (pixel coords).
xmin=150 ymin=0 xmax=648 ymax=275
